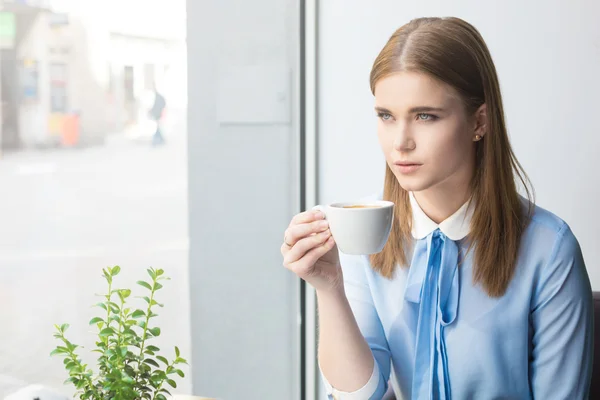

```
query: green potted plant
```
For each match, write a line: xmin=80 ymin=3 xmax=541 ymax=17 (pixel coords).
xmin=50 ymin=266 xmax=191 ymax=400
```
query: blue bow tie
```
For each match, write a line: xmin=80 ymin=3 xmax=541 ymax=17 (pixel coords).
xmin=404 ymin=229 xmax=460 ymax=399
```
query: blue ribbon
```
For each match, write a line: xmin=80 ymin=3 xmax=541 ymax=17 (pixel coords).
xmin=405 ymin=229 xmax=460 ymax=399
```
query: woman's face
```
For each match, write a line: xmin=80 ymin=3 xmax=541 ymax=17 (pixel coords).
xmin=374 ymin=71 xmax=483 ymax=195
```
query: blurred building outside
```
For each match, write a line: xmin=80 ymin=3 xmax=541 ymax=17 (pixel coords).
xmin=0 ymin=0 xmax=187 ymax=152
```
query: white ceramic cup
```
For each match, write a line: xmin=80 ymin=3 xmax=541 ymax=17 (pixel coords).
xmin=313 ymin=200 xmax=394 ymax=255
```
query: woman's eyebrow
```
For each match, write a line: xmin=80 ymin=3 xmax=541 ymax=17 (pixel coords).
xmin=408 ymin=106 xmax=445 ymax=113
xmin=374 ymin=106 xmax=446 ymax=114
xmin=374 ymin=106 xmax=393 ymax=114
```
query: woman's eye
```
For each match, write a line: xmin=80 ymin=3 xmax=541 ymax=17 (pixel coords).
xmin=417 ymin=113 xmax=437 ymax=121
xmin=378 ymin=112 xmax=393 ymax=121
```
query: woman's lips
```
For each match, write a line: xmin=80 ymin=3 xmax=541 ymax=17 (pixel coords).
xmin=394 ymin=162 xmax=422 ymax=174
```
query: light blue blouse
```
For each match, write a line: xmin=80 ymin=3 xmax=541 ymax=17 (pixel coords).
xmin=321 ymin=194 xmax=593 ymax=399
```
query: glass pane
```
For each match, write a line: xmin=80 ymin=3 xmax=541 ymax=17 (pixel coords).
xmin=0 ymin=0 xmax=190 ymax=397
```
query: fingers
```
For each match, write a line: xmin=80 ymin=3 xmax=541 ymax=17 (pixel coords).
xmin=292 ymin=236 xmax=336 ymax=271
xmin=283 ymin=230 xmax=331 ymax=266
xmin=281 ymin=210 xmax=326 ymax=253
xmin=284 ymin=218 xmax=329 ymax=248
xmin=291 ymin=209 xmax=325 ymax=225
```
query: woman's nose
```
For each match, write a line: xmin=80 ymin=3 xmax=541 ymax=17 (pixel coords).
xmin=393 ymin=126 xmax=416 ymax=151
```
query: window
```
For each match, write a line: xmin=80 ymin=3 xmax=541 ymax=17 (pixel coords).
xmin=0 ymin=2 xmax=190 ymax=397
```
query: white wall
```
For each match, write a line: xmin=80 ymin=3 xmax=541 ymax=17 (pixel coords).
xmin=187 ymin=0 xmax=302 ymax=398
xmin=318 ymin=0 xmax=600 ymax=290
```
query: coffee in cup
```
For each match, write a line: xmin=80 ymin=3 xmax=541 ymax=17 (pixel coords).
xmin=342 ymin=205 xmax=382 ymax=209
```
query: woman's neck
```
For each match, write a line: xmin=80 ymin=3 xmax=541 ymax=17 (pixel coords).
xmin=412 ymin=183 xmax=471 ymax=224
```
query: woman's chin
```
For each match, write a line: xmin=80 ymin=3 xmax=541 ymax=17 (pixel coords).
xmin=396 ymin=177 xmax=430 ymax=193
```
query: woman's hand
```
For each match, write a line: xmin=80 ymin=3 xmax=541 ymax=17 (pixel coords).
xmin=281 ymin=209 xmax=343 ymax=293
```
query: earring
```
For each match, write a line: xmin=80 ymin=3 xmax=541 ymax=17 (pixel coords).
xmin=474 ymin=134 xmax=482 ymax=141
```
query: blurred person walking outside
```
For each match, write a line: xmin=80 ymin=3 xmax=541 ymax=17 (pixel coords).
xmin=148 ymin=86 xmax=167 ymax=146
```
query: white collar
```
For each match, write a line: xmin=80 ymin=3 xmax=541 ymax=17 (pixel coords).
xmin=409 ymin=192 xmax=473 ymax=241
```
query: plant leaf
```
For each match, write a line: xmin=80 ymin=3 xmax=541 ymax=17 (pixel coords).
xmin=65 ymin=342 xmax=78 ymax=352
xmin=60 ymin=323 xmax=70 ymax=332
xmin=151 ymin=299 xmax=164 ymax=308
xmin=175 ymin=346 xmax=180 ymax=357
xmin=131 ymin=309 xmax=145 ymax=319
xmin=103 ymin=269 xmax=112 ymax=284
xmin=175 ymin=368 xmax=184 ymax=378
xmin=64 ymin=376 xmax=77 ymax=385
xmin=89 ymin=317 xmax=104 ymax=325
xmin=144 ymin=358 xmax=160 ymax=368
xmin=156 ymin=355 xmax=169 ymax=365
xmin=50 ymin=347 xmax=68 ymax=356
xmin=146 ymin=345 xmax=160 ymax=352
xmin=148 ymin=327 xmax=161 ymax=337
xmin=111 ymin=265 xmax=121 ymax=276
xmin=137 ymin=280 xmax=153 ymax=290
xmin=153 ymin=282 xmax=163 ymax=290
xmin=99 ymin=328 xmax=116 ymax=337
xmin=166 ymin=379 xmax=177 ymax=388
xmin=147 ymin=268 xmax=156 ymax=280
xmin=156 ymin=269 xmax=164 ymax=276
xmin=65 ymin=361 xmax=77 ymax=371
xmin=156 ymin=395 xmax=167 ymax=400
xmin=108 ymin=304 xmax=120 ymax=313
xmin=120 ymin=289 xmax=131 ymax=298
xmin=95 ymin=302 xmax=108 ymax=311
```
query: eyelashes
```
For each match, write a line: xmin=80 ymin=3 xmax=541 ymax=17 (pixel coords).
xmin=376 ymin=112 xmax=440 ymax=122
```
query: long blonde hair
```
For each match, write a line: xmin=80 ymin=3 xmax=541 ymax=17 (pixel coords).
xmin=369 ymin=17 xmax=534 ymax=297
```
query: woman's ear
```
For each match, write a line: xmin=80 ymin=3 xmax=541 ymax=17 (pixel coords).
xmin=474 ymin=104 xmax=487 ymax=139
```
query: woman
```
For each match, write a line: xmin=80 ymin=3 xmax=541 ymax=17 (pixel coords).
xmin=281 ymin=17 xmax=593 ymax=399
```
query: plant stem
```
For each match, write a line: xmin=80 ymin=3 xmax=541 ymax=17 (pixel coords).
xmin=139 ymin=287 xmax=156 ymax=356
xmin=150 ymin=361 xmax=175 ymax=400
xmin=116 ymin=296 xmax=125 ymax=367
xmin=105 ymin=279 xmax=113 ymax=349
xmin=136 ymin=275 xmax=157 ymax=381
xmin=103 ymin=272 xmax=114 ymax=397
xmin=63 ymin=336 xmax=97 ymax=398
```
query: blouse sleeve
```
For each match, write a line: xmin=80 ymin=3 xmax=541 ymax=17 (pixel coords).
xmin=320 ymin=253 xmax=391 ymax=400
xmin=529 ymin=223 xmax=594 ymax=399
